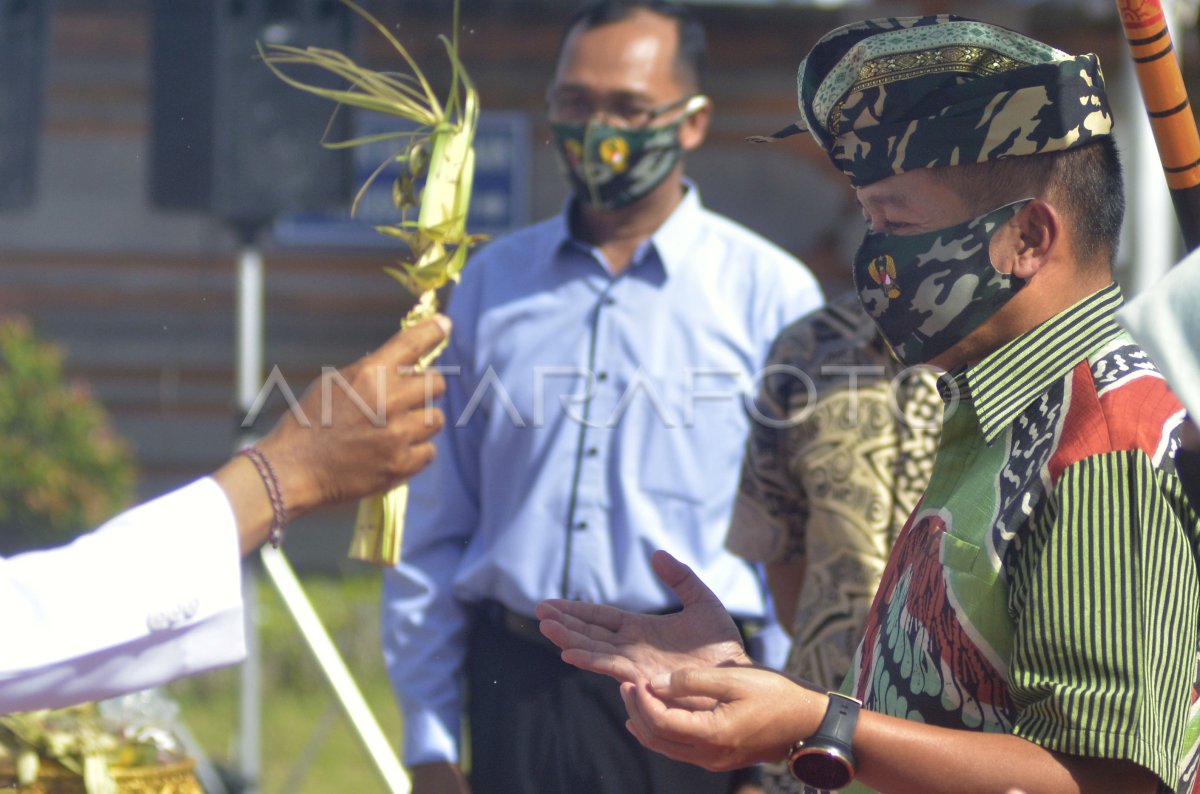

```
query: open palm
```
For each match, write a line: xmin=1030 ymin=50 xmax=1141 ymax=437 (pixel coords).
xmin=535 ymin=550 xmax=751 ymax=685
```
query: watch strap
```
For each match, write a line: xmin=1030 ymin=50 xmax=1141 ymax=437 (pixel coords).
xmin=786 ymin=691 xmax=862 ymax=790
xmin=815 ymin=691 xmax=861 ymax=750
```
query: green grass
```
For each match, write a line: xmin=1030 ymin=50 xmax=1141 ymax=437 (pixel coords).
xmin=167 ymin=572 xmax=406 ymax=794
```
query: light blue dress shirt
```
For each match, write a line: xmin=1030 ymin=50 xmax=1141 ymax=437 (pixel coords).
xmin=382 ymin=186 xmax=823 ymax=765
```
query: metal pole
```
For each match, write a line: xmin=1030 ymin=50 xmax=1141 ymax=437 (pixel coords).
xmin=260 ymin=546 xmax=412 ymax=793
xmin=236 ymin=239 xmax=265 ymax=794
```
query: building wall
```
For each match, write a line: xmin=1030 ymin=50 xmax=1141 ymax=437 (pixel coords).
xmin=0 ymin=0 xmax=1162 ymax=568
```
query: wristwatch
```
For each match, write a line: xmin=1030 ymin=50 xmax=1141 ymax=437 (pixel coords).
xmin=786 ymin=692 xmax=862 ymax=790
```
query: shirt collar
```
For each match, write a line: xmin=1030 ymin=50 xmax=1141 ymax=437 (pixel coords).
xmin=648 ymin=182 xmax=703 ymax=276
xmin=953 ymin=282 xmax=1125 ymax=443
xmin=551 ymin=181 xmax=704 ymax=277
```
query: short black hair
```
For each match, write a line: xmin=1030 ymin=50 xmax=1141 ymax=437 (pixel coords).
xmin=934 ymin=139 xmax=1125 ymax=269
xmin=562 ymin=1 xmax=707 ymax=91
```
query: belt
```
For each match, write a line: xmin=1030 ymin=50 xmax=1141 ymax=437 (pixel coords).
xmin=472 ymin=600 xmax=558 ymax=651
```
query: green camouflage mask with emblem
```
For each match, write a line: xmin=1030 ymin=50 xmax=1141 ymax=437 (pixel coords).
xmin=853 ymin=199 xmax=1031 ymax=365
xmin=550 ymin=118 xmax=685 ymax=211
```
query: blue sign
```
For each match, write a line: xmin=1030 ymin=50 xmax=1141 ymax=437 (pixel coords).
xmin=273 ymin=109 xmax=531 ymax=248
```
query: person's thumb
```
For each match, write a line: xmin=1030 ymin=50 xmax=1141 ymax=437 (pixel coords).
xmin=649 ymin=667 xmax=729 ymax=701
xmin=650 ymin=549 xmax=722 ymax=609
xmin=376 ymin=314 xmax=452 ymax=369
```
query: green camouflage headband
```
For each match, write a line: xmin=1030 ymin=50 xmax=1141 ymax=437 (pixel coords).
xmin=780 ymin=15 xmax=1113 ymax=186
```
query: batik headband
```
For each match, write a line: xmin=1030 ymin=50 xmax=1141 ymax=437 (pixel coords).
xmin=765 ymin=16 xmax=1113 ymax=187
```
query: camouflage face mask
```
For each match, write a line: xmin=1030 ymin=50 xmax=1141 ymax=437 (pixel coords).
xmin=550 ymin=117 xmax=684 ymax=211
xmin=853 ymin=199 xmax=1032 ymax=366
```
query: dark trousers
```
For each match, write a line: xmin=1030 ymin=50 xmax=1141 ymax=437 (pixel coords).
xmin=465 ymin=604 xmax=748 ymax=794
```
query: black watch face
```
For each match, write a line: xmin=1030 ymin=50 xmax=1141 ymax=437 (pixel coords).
xmin=791 ymin=752 xmax=854 ymax=790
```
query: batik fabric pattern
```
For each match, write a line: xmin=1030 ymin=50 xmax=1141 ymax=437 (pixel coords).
xmin=727 ymin=292 xmax=941 ymax=794
xmin=839 ymin=283 xmax=1200 ymax=794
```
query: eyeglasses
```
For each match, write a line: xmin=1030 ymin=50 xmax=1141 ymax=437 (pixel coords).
xmin=546 ymin=91 xmax=708 ymax=130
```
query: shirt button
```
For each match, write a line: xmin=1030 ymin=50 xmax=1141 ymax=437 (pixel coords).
xmin=574 ymin=520 xmax=588 ymax=531
xmin=605 ymin=296 xmax=616 ymax=306
xmin=586 ymin=447 xmax=599 ymax=457
xmin=597 ymin=372 xmax=609 ymax=382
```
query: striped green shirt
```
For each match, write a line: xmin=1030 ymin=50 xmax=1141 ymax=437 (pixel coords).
xmin=841 ymin=283 xmax=1200 ymax=793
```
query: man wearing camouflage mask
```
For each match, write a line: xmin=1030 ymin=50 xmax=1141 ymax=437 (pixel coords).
xmin=538 ymin=15 xmax=1200 ymax=794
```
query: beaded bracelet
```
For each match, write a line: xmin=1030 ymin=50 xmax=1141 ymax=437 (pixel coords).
xmin=238 ymin=446 xmax=288 ymax=548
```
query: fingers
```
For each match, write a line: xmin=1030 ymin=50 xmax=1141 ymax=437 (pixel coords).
xmin=627 ymin=677 xmax=699 ymax=738
xmin=339 ymin=316 xmax=448 ymax=414
xmin=392 ymin=402 xmax=445 ymax=445
xmin=559 ymin=647 xmax=642 ymax=682
xmin=388 ymin=363 xmax=447 ymax=412
xmin=620 ymin=682 xmax=717 ymax=770
xmin=649 ymin=549 xmax=723 ymax=609
xmin=384 ymin=436 xmax=438 ymax=486
xmin=250 ymin=318 xmax=453 ymax=515
xmin=537 ymin=598 xmax=628 ymax=634
xmin=621 ymin=676 xmax=748 ymax=772
xmin=292 ymin=343 xmax=446 ymax=436
xmin=534 ymin=600 xmax=565 ymax=622
xmin=265 ymin=381 xmax=444 ymax=509
xmin=537 ymin=600 xmax=649 ymax=683
xmin=536 ymin=604 xmax=642 ymax=682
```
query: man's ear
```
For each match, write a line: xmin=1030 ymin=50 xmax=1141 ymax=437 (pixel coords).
xmin=992 ymin=199 xmax=1059 ymax=279
xmin=679 ymin=96 xmax=711 ymax=152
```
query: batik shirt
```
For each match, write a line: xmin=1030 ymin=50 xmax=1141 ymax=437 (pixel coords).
xmin=727 ymin=293 xmax=942 ymax=794
xmin=728 ymin=291 xmax=940 ymax=690
xmin=843 ymin=283 xmax=1200 ymax=794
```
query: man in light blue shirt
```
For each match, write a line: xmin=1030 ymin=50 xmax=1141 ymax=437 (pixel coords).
xmin=382 ymin=3 xmax=822 ymax=792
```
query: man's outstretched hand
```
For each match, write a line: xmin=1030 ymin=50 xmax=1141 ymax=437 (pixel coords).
xmin=535 ymin=550 xmax=751 ymax=686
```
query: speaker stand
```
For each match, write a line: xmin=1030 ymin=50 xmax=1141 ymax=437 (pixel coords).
xmin=234 ymin=222 xmax=266 ymax=794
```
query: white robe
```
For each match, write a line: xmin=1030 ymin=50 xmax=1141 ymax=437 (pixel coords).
xmin=0 ymin=478 xmax=245 ymax=714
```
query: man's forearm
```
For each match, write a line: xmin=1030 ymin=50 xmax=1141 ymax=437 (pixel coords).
xmin=853 ymin=708 xmax=1159 ymax=794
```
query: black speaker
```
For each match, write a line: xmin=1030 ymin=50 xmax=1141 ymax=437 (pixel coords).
xmin=0 ymin=0 xmax=49 ymax=211
xmin=150 ymin=0 xmax=355 ymax=226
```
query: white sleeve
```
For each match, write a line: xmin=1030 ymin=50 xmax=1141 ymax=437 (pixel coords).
xmin=1117 ymin=249 xmax=1200 ymax=421
xmin=0 ymin=478 xmax=246 ymax=713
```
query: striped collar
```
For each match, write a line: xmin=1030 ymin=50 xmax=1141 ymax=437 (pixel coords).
xmin=951 ymin=282 xmax=1125 ymax=443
